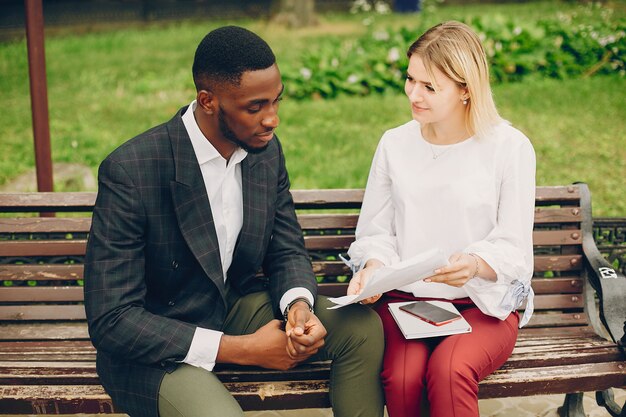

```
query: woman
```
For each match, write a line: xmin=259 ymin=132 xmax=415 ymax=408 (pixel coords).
xmin=346 ymin=21 xmax=536 ymax=417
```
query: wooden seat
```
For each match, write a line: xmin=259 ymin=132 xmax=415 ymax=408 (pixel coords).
xmin=0 ymin=184 xmax=625 ymax=415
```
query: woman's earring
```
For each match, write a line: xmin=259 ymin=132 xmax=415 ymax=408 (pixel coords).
xmin=463 ymin=99 xmax=468 ymax=105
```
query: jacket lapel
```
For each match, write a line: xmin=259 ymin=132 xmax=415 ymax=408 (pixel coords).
xmin=167 ymin=110 xmax=226 ymax=297
xmin=232 ymin=153 xmax=268 ymax=269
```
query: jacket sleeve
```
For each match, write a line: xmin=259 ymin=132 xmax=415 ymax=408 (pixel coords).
xmin=262 ymin=138 xmax=318 ymax=312
xmin=84 ymin=156 xmax=196 ymax=368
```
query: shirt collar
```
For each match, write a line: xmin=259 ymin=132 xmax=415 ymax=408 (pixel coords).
xmin=182 ymin=100 xmax=248 ymax=166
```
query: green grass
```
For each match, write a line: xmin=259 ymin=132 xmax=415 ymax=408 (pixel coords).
xmin=0 ymin=1 xmax=624 ymax=216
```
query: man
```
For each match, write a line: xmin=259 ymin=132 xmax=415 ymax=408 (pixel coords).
xmin=84 ymin=26 xmax=384 ymax=417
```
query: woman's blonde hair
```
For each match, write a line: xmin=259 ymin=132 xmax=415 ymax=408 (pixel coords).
xmin=407 ymin=21 xmax=502 ymax=138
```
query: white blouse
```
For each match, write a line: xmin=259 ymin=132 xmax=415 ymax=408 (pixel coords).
xmin=347 ymin=120 xmax=536 ymax=326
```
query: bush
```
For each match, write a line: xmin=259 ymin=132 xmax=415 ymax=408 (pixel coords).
xmin=281 ymin=3 xmax=625 ymax=99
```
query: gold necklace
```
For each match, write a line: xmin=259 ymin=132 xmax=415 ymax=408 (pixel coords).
xmin=429 ymin=142 xmax=453 ymax=159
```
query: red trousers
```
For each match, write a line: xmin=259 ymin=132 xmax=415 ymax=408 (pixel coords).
xmin=374 ymin=291 xmax=519 ymax=417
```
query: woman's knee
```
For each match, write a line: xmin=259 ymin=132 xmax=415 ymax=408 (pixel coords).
xmin=426 ymin=351 xmax=478 ymax=393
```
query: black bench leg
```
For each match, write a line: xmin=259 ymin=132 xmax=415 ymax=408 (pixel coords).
xmin=558 ymin=393 xmax=586 ymax=417
xmin=596 ymin=389 xmax=626 ymax=417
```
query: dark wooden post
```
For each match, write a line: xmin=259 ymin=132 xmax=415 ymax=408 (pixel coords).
xmin=24 ymin=0 xmax=54 ymax=192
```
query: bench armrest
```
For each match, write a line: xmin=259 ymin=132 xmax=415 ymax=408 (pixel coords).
xmin=579 ymin=183 xmax=626 ymax=349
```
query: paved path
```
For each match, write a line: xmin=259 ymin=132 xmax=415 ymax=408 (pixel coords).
xmin=242 ymin=388 xmax=626 ymax=416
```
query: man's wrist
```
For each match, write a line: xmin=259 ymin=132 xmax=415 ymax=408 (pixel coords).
xmin=217 ymin=334 xmax=252 ymax=366
xmin=283 ymin=297 xmax=313 ymax=322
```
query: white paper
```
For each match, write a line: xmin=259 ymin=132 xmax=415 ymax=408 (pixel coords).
xmin=388 ymin=301 xmax=472 ymax=339
xmin=327 ymin=248 xmax=447 ymax=309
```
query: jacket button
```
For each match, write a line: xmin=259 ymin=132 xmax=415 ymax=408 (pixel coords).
xmin=171 ymin=260 xmax=178 ymax=269
xmin=168 ymin=301 xmax=175 ymax=306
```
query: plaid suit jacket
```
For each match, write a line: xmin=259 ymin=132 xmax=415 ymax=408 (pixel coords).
xmin=84 ymin=108 xmax=317 ymax=417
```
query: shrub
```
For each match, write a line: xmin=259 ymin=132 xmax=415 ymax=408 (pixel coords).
xmin=281 ymin=3 xmax=625 ymax=99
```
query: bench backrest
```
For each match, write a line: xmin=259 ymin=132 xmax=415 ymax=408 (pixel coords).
xmin=0 ymin=185 xmax=592 ymax=342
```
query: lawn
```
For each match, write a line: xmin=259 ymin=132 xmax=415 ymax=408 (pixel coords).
xmin=0 ymin=1 xmax=624 ymax=216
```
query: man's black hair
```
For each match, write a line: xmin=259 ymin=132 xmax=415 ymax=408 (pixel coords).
xmin=192 ymin=26 xmax=276 ymax=91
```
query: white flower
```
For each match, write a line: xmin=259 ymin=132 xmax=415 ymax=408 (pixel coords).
xmin=347 ymin=74 xmax=359 ymax=84
xmin=373 ymin=30 xmax=389 ymax=41
xmin=300 ymin=67 xmax=312 ymax=80
xmin=71 ymin=140 xmax=78 ymax=149
xmin=513 ymin=26 xmax=522 ymax=36
xmin=331 ymin=58 xmax=339 ymax=68
xmin=598 ymin=35 xmax=616 ymax=47
xmin=350 ymin=0 xmax=369 ymax=14
xmin=387 ymin=47 xmax=400 ymax=62
xmin=374 ymin=1 xmax=391 ymax=14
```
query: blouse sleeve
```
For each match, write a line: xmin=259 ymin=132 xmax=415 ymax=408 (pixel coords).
xmin=347 ymin=136 xmax=400 ymax=271
xmin=464 ymin=133 xmax=536 ymax=287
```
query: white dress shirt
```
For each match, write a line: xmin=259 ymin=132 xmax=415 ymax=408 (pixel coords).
xmin=347 ymin=120 xmax=536 ymax=326
xmin=181 ymin=101 xmax=313 ymax=371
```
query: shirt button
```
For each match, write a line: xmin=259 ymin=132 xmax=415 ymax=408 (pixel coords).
xmin=168 ymin=301 xmax=175 ymax=306
xmin=171 ymin=260 xmax=179 ymax=269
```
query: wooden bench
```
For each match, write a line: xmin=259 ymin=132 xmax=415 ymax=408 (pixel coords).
xmin=1 ymin=184 xmax=625 ymax=416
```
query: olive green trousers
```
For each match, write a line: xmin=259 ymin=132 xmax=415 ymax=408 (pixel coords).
xmin=158 ymin=292 xmax=385 ymax=417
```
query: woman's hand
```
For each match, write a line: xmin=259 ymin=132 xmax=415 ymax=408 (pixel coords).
xmin=347 ymin=259 xmax=384 ymax=304
xmin=424 ymin=252 xmax=480 ymax=288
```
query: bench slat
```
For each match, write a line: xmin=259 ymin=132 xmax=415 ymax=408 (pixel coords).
xmin=0 ymin=323 xmax=89 ymax=341
xmin=532 ymin=294 xmax=584 ymax=310
xmin=0 ymin=192 xmax=96 ymax=212
xmin=0 ymin=230 xmax=585 ymax=258
xmin=502 ymin=347 xmax=622 ymax=370
xmin=516 ymin=329 xmax=604 ymax=345
xmin=479 ymin=361 xmax=626 ymax=398
xmin=0 ymin=264 xmax=84 ymax=281
xmin=534 ymin=186 xmax=580 ymax=203
xmin=0 ymin=240 xmax=87 ymax=257
xmin=0 ymin=292 xmax=583 ymax=316
xmin=523 ymin=312 xmax=587 ymax=328
xmin=533 ymin=230 xmax=582 ymax=245
xmin=0 ymin=287 xmax=84 ymax=302
xmin=0 ymin=264 xmax=585 ymax=298
xmin=0 ymin=381 xmax=332 ymax=413
xmin=0 ymin=186 xmax=581 ymax=211
xmin=1 ymin=359 xmax=623 ymax=410
xmin=0 ymin=341 xmax=95 ymax=361
xmin=0 ymin=305 xmax=86 ymax=321
xmin=0 ymin=316 xmax=590 ymax=342
xmin=534 ymin=207 xmax=581 ymax=224
xmin=298 ymin=213 xmax=358 ymax=229
xmin=0 ymin=208 xmax=583 ymax=236
xmin=531 ymin=277 xmax=582 ymax=294
xmin=0 ymin=218 xmax=91 ymax=234
xmin=534 ymin=255 xmax=582 ymax=272
xmin=292 ymin=189 xmax=364 ymax=209
xmin=303 ymin=235 xmax=354 ymax=251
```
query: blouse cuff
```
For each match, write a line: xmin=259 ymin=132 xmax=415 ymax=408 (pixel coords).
xmin=499 ymin=279 xmax=534 ymax=327
xmin=340 ymin=252 xmax=390 ymax=273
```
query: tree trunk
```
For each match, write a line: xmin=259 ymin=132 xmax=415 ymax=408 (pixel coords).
xmin=271 ymin=0 xmax=318 ymax=28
